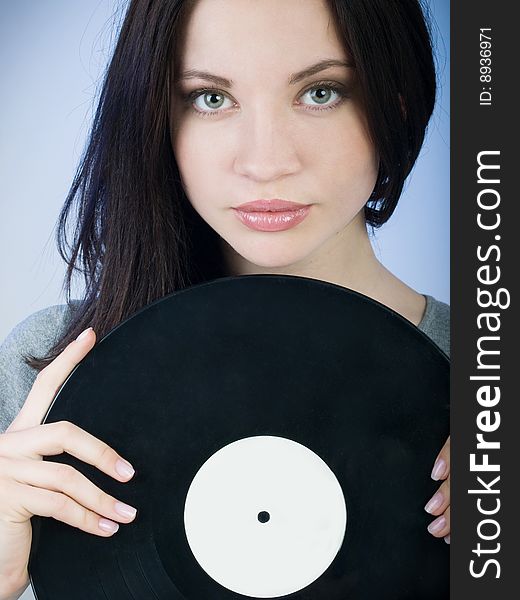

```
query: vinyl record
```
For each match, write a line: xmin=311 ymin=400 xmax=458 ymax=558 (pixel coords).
xmin=29 ymin=274 xmax=450 ymax=599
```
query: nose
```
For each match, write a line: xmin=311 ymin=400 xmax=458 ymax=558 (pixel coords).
xmin=233 ymin=107 xmax=301 ymax=183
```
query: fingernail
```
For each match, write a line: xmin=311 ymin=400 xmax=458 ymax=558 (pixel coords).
xmin=444 ymin=535 xmax=451 ymax=544
xmin=115 ymin=501 xmax=137 ymax=519
xmin=76 ymin=327 xmax=93 ymax=342
xmin=427 ymin=516 xmax=446 ymax=534
xmin=424 ymin=492 xmax=444 ymax=514
xmin=431 ymin=458 xmax=447 ymax=481
xmin=116 ymin=458 xmax=135 ymax=479
xmin=99 ymin=518 xmax=119 ymax=533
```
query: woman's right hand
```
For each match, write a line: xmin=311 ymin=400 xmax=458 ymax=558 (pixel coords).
xmin=0 ymin=328 xmax=137 ymax=600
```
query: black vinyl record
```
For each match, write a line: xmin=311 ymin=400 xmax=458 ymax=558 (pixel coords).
xmin=29 ymin=274 xmax=450 ymax=599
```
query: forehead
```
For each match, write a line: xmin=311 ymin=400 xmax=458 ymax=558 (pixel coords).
xmin=177 ymin=0 xmax=347 ymax=78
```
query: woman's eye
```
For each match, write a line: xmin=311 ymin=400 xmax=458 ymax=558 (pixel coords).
xmin=186 ymin=82 xmax=346 ymax=118
xmin=192 ymin=91 xmax=235 ymax=114
xmin=298 ymin=84 xmax=344 ymax=109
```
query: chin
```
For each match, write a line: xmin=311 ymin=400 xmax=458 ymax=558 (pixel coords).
xmin=230 ymin=239 xmax=315 ymax=270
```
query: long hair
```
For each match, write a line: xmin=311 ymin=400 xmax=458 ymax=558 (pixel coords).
xmin=26 ymin=0 xmax=436 ymax=370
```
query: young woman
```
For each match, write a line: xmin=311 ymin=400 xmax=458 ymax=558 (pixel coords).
xmin=0 ymin=1 xmax=450 ymax=597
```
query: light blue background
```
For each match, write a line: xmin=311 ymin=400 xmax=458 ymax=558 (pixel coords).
xmin=0 ymin=0 xmax=449 ymax=344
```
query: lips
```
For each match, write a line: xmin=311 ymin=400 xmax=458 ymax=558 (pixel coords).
xmin=235 ymin=199 xmax=309 ymax=212
xmin=232 ymin=199 xmax=312 ymax=232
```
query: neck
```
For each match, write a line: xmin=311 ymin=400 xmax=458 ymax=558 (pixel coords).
xmin=219 ymin=211 xmax=427 ymax=327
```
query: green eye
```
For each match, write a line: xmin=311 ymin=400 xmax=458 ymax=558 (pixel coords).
xmin=190 ymin=90 xmax=233 ymax=113
xmin=302 ymin=86 xmax=338 ymax=106
xmin=295 ymin=80 xmax=349 ymax=112
xmin=200 ymin=92 xmax=227 ymax=110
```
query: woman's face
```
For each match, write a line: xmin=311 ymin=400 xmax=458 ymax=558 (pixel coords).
xmin=170 ymin=0 xmax=378 ymax=270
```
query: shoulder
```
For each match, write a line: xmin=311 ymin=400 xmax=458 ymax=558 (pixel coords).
xmin=0 ymin=302 xmax=78 ymax=432
xmin=417 ymin=295 xmax=450 ymax=358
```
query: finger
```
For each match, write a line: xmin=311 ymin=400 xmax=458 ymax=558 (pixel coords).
xmin=427 ymin=506 xmax=450 ymax=538
xmin=3 ymin=457 xmax=137 ymax=525
xmin=12 ymin=482 xmax=121 ymax=537
xmin=431 ymin=435 xmax=451 ymax=481
xmin=7 ymin=328 xmax=96 ymax=433
xmin=424 ymin=475 xmax=450 ymax=517
xmin=0 ymin=421 xmax=135 ymax=483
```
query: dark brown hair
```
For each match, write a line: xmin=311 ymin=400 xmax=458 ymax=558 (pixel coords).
xmin=26 ymin=0 xmax=437 ymax=370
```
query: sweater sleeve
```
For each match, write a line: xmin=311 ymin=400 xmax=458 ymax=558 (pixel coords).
xmin=0 ymin=304 xmax=74 ymax=433
xmin=418 ymin=295 xmax=450 ymax=359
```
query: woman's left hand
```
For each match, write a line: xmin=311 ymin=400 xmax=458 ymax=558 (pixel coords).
xmin=425 ymin=435 xmax=450 ymax=544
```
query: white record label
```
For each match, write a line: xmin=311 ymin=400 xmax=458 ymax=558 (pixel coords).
xmin=184 ymin=435 xmax=347 ymax=598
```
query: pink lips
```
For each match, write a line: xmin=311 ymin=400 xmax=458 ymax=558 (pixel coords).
xmin=233 ymin=199 xmax=312 ymax=232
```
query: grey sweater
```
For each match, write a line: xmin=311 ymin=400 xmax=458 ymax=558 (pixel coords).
xmin=0 ymin=295 xmax=450 ymax=433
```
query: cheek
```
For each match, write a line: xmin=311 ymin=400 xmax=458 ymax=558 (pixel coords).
xmin=317 ymin=119 xmax=379 ymax=212
xmin=173 ymin=123 xmax=219 ymax=205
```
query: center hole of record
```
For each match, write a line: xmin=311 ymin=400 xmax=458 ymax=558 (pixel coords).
xmin=257 ymin=511 xmax=270 ymax=523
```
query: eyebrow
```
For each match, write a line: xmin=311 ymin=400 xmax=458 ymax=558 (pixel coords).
xmin=177 ymin=58 xmax=352 ymax=87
